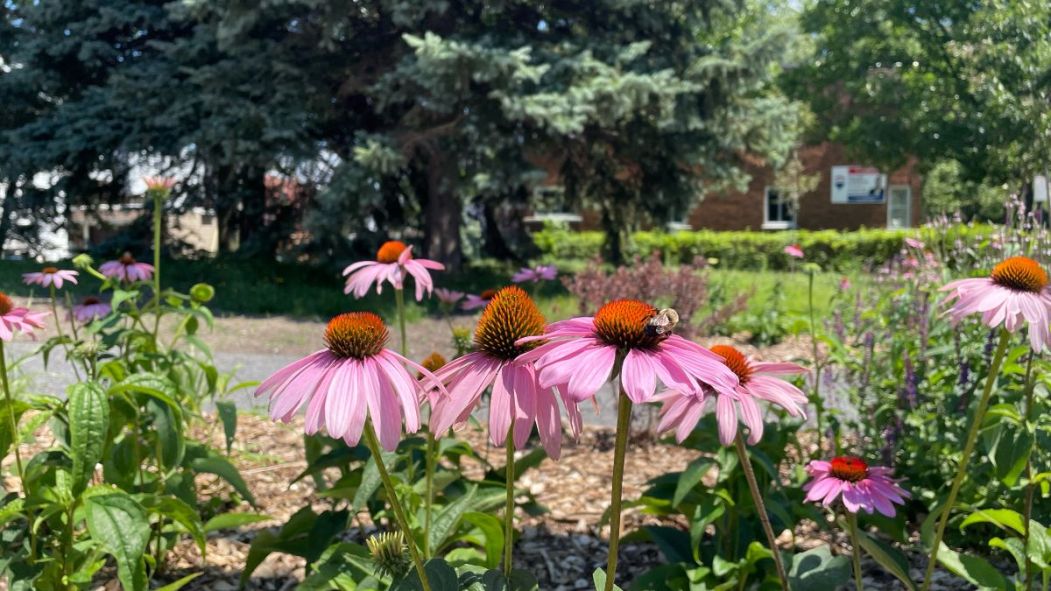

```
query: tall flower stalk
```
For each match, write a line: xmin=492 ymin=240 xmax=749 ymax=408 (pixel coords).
xmin=604 ymin=389 xmax=632 ymax=591
xmin=920 ymin=329 xmax=1010 ymax=590
xmin=734 ymin=433 xmax=789 ymax=590
xmin=1020 ymin=351 xmax=1037 ymax=590
xmin=503 ymin=426 xmax=516 ymax=576
xmin=925 ymin=255 xmax=1051 ymax=590
xmin=362 ymin=424 xmax=432 ymax=591
xmin=845 ymin=512 xmax=864 ymax=591
xmin=519 ymin=299 xmax=738 ymax=589
xmin=144 ymin=177 xmax=174 ymax=338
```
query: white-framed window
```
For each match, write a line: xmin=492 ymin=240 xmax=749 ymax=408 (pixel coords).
xmin=887 ymin=185 xmax=911 ymax=228
xmin=763 ymin=187 xmax=796 ymax=230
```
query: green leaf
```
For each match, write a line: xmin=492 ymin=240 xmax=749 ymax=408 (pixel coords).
xmin=960 ymin=509 xmax=1026 ymax=537
xmin=640 ymin=526 xmax=692 ymax=564
xmin=353 ymin=453 xmax=387 ymax=511
xmin=592 ymin=568 xmax=624 ymax=591
xmin=190 ymin=451 xmax=255 ymax=505
xmin=787 ymin=545 xmax=851 ymax=591
xmin=147 ymin=397 xmax=185 ymax=470
xmin=216 ymin=401 xmax=237 ymax=455
xmin=0 ymin=398 xmax=28 ymax=459
xmin=462 ymin=511 xmax=505 ymax=569
xmin=932 ymin=542 xmax=1010 ymax=590
xmin=153 ymin=573 xmax=202 ymax=591
xmin=672 ymin=457 xmax=713 ymax=507
xmin=844 ymin=519 xmax=916 ymax=591
xmin=85 ymin=490 xmax=150 ymax=591
xmin=203 ymin=512 xmax=271 ymax=533
xmin=392 ymin=558 xmax=458 ymax=591
xmin=67 ymin=382 xmax=109 ymax=497
xmin=0 ymin=497 xmax=25 ymax=528
xmin=141 ymin=495 xmax=207 ymax=556
xmin=428 ymin=486 xmax=477 ymax=554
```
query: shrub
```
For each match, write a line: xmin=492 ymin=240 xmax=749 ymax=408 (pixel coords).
xmin=533 ymin=225 xmax=996 ymax=271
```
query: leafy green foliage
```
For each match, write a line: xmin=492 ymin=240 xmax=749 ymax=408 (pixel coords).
xmin=533 ymin=224 xmax=994 ymax=271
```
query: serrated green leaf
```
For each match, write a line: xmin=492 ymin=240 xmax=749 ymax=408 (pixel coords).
xmin=428 ymin=485 xmax=477 ymax=554
xmin=216 ymin=401 xmax=237 ymax=455
xmin=191 ymin=451 xmax=255 ymax=505
xmin=960 ymin=509 xmax=1026 ymax=536
xmin=462 ymin=511 xmax=505 ymax=569
xmin=68 ymin=382 xmax=108 ymax=497
xmin=203 ymin=512 xmax=271 ymax=533
xmin=787 ymin=545 xmax=851 ymax=591
xmin=933 ymin=542 xmax=1010 ymax=590
xmin=673 ymin=457 xmax=713 ymax=507
xmin=85 ymin=490 xmax=150 ymax=591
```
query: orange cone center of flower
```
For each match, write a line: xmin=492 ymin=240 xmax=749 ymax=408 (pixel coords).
xmin=479 ymin=289 xmax=498 ymax=301
xmin=593 ymin=299 xmax=663 ymax=349
xmin=710 ymin=345 xmax=753 ymax=385
xmin=0 ymin=292 xmax=12 ymax=315
xmin=376 ymin=240 xmax=409 ymax=264
xmin=119 ymin=252 xmax=136 ymax=265
xmin=474 ymin=286 xmax=546 ymax=360
xmin=324 ymin=312 xmax=389 ymax=359
xmin=990 ymin=256 xmax=1048 ymax=293
xmin=42 ymin=267 xmax=59 ymax=274
xmin=420 ymin=352 xmax=447 ymax=374
xmin=829 ymin=456 xmax=869 ymax=482
xmin=82 ymin=296 xmax=102 ymax=306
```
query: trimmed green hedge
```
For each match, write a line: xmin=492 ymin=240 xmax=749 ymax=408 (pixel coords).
xmin=533 ymin=225 xmax=995 ymax=271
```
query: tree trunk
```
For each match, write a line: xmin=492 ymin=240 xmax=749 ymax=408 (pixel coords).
xmin=423 ymin=150 xmax=463 ymax=269
xmin=0 ymin=182 xmax=12 ymax=258
xmin=237 ymin=166 xmax=268 ymax=255
xmin=601 ymin=203 xmax=625 ymax=265
xmin=212 ymin=164 xmax=240 ymax=254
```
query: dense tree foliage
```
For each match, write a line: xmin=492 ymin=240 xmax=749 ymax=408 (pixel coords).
xmin=788 ymin=0 xmax=1051 ymax=202
xmin=1 ymin=1 xmax=801 ymax=264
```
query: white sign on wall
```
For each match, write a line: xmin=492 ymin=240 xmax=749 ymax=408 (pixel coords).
xmin=831 ymin=165 xmax=887 ymax=204
xmin=1034 ymin=175 xmax=1048 ymax=203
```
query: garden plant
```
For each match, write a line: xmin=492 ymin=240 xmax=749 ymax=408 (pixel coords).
xmin=0 ymin=185 xmax=1050 ymax=591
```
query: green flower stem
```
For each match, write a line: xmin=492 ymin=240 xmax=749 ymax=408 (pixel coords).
xmin=920 ymin=328 xmax=1011 ymax=591
xmin=151 ymin=190 xmax=163 ymax=339
xmin=734 ymin=432 xmax=789 ymax=591
xmin=362 ymin=423 xmax=431 ymax=591
xmin=1021 ymin=351 xmax=1038 ymax=591
xmin=395 ymin=287 xmax=408 ymax=357
xmin=503 ymin=425 xmax=515 ymax=576
xmin=846 ymin=512 xmax=864 ymax=591
xmin=424 ymin=431 xmax=436 ymax=559
xmin=807 ymin=269 xmax=827 ymax=455
xmin=0 ymin=339 xmax=36 ymax=561
xmin=49 ymin=286 xmax=81 ymax=381
xmin=604 ymin=390 xmax=633 ymax=591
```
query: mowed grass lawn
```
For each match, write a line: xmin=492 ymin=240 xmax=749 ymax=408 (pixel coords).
xmin=0 ymin=257 xmax=845 ymax=324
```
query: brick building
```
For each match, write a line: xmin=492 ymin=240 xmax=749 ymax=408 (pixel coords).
xmin=688 ymin=142 xmax=922 ymax=231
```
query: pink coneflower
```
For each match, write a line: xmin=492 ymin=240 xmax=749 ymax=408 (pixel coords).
xmin=655 ymin=345 xmax=807 ymax=444
xmin=804 ymin=456 xmax=910 ymax=517
xmin=434 ymin=288 xmax=464 ymax=306
xmin=517 ymin=300 xmax=738 ymax=404
xmin=430 ymin=286 xmax=580 ymax=458
xmin=511 ymin=264 xmax=558 ymax=284
xmin=144 ymin=176 xmax=176 ymax=193
xmin=100 ymin=253 xmax=155 ymax=283
xmin=784 ymin=244 xmax=804 ymax=259
xmin=0 ymin=292 xmax=47 ymax=341
xmin=904 ymin=237 xmax=925 ymax=250
xmin=941 ymin=256 xmax=1051 ymax=351
xmin=462 ymin=289 xmax=498 ymax=311
xmin=22 ymin=267 xmax=78 ymax=289
xmin=72 ymin=296 xmax=111 ymax=324
xmin=838 ymin=276 xmax=851 ymax=291
xmin=256 ymin=312 xmax=444 ymax=451
xmin=343 ymin=240 xmax=444 ymax=302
